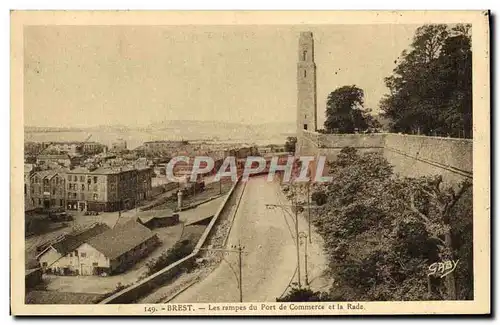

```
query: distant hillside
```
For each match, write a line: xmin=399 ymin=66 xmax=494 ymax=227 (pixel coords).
xmin=143 ymin=120 xmax=295 ymax=141
xmin=24 ymin=120 xmax=296 ymax=147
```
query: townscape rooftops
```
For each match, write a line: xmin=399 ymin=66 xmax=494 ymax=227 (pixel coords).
xmin=50 ymin=223 xmax=110 ymax=256
xmin=30 ymin=169 xmax=68 ymax=180
xmin=67 ymin=165 xmax=151 ymax=175
xmin=37 ymin=154 xmax=71 ymax=159
xmin=86 ymin=220 xmax=157 ymax=260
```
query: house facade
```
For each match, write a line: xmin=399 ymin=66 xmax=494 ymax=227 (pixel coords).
xmin=38 ymin=221 xmax=158 ymax=276
xmin=29 ymin=170 xmax=67 ymax=209
xmin=66 ymin=166 xmax=153 ymax=212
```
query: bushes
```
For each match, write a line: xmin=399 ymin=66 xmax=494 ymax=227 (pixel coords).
xmin=145 ymin=239 xmax=196 ymax=276
xmin=277 ymin=284 xmax=330 ymax=302
xmin=313 ymin=147 xmax=473 ymax=301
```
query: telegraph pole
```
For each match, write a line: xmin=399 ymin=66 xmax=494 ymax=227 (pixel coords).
xmin=238 ymin=240 xmax=243 ymax=303
xmin=307 ymin=184 xmax=312 ymax=244
xmin=199 ymin=242 xmax=246 ymax=302
xmin=265 ymin=201 xmax=321 ymax=288
xmin=299 ymin=232 xmax=309 ymax=286
xmin=294 ymin=193 xmax=301 ymax=288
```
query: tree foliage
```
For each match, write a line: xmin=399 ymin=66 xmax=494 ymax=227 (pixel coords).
xmin=277 ymin=284 xmax=330 ymax=302
xmin=284 ymin=136 xmax=297 ymax=153
xmin=324 ymin=85 xmax=379 ymax=133
xmin=380 ymin=24 xmax=472 ymax=138
xmin=308 ymin=147 xmax=472 ymax=301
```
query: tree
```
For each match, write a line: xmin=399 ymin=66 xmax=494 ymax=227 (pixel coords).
xmin=324 ymin=85 xmax=376 ymax=133
xmin=380 ymin=24 xmax=472 ymax=138
xmin=310 ymin=147 xmax=473 ymax=301
xmin=284 ymin=136 xmax=297 ymax=153
xmin=277 ymin=284 xmax=330 ymax=302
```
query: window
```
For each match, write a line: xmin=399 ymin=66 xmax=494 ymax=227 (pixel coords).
xmin=93 ymin=176 xmax=98 ymax=184
xmin=302 ymin=50 xmax=307 ymax=61
xmin=42 ymin=262 xmax=47 ymax=267
xmin=74 ymin=250 xmax=78 ymax=255
xmin=304 ymin=70 xmax=307 ymax=78
xmin=73 ymin=176 xmax=78 ymax=182
xmin=80 ymin=252 xmax=86 ymax=257
xmin=59 ymin=199 xmax=63 ymax=206
xmin=38 ymin=199 xmax=41 ymax=205
xmin=52 ymin=189 xmax=56 ymax=195
xmin=68 ymin=176 xmax=71 ymax=182
xmin=304 ymin=124 xmax=308 ymax=130
xmin=69 ymin=253 xmax=73 ymax=257
xmin=93 ymin=193 xmax=98 ymax=200
xmin=93 ymin=262 xmax=98 ymax=267
xmin=81 ymin=184 xmax=85 ymax=191
xmin=80 ymin=176 xmax=84 ymax=182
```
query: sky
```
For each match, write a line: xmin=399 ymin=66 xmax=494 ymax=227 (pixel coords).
xmin=24 ymin=24 xmax=418 ymax=128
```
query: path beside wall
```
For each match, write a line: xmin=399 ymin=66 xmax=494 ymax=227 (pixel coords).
xmin=297 ymin=130 xmax=472 ymax=185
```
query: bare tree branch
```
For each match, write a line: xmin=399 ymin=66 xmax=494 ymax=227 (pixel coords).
xmin=408 ymin=194 xmax=431 ymax=223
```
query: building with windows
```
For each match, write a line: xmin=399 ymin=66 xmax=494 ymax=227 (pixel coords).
xmin=43 ymin=141 xmax=106 ymax=156
xmin=66 ymin=165 xmax=153 ymax=212
xmin=29 ymin=169 xmax=67 ymax=210
xmin=37 ymin=221 xmax=158 ymax=276
xmin=37 ymin=223 xmax=111 ymax=275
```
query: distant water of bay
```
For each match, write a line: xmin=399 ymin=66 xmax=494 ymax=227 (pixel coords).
xmin=24 ymin=129 xmax=292 ymax=149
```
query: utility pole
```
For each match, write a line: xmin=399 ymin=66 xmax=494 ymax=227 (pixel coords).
xmin=294 ymin=193 xmax=301 ymax=288
xmin=265 ymin=202 xmax=321 ymax=287
xmin=219 ymin=179 xmax=222 ymax=195
xmin=237 ymin=240 xmax=243 ymax=303
xmin=299 ymin=232 xmax=309 ymax=286
xmin=199 ymin=242 xmax=246 ymax=302
xmin=307 ymin=184 xmax=312 ymax=244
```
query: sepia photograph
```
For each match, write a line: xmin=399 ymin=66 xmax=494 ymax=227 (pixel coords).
xmin=10 ymin=10 xmax=490 ymax=315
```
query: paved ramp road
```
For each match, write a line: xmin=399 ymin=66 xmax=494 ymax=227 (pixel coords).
xmin=172 ymin=176 xmax=298 ymax=303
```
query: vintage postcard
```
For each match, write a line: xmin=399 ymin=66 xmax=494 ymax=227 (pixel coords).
xmin=10 ymin=11 xmax=490 ymax=316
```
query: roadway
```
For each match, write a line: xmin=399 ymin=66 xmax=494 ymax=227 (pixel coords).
xmin=171 ymin=176 xmax=301 ymax=303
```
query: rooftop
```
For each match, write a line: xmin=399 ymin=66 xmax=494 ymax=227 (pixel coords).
xmin=86 ymin=220 xmax=157 ymax=260
xmin=68 ymin=165 xmax=150 ymax=175
xmin=30 ymin=169 xmax=68 ymax=180
xmin=48 ymin=223 xmax=110 ymax=257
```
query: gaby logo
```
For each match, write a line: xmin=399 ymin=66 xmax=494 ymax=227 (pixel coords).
xmin=165 ymin=155 xmax=333 ymax=183
xmin=428 ymin=259 xmax=460 ymax=278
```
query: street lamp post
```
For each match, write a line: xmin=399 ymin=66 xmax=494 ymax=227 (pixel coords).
xmin=199 ymin=241 xmax=246 ymax=302
xmin=294 ymin=194 xmax=301 ymax=288
xmin=265 ymin=202 xmax=321 ymax=288
xmin=307 ymin=184 xmax=312 ymax=244
xmin=299 ymin=231 xmax=309 ymax=286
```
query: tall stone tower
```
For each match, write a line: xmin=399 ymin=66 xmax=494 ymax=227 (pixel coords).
xmin=297 ymin=31 xmax=317 ymax=135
